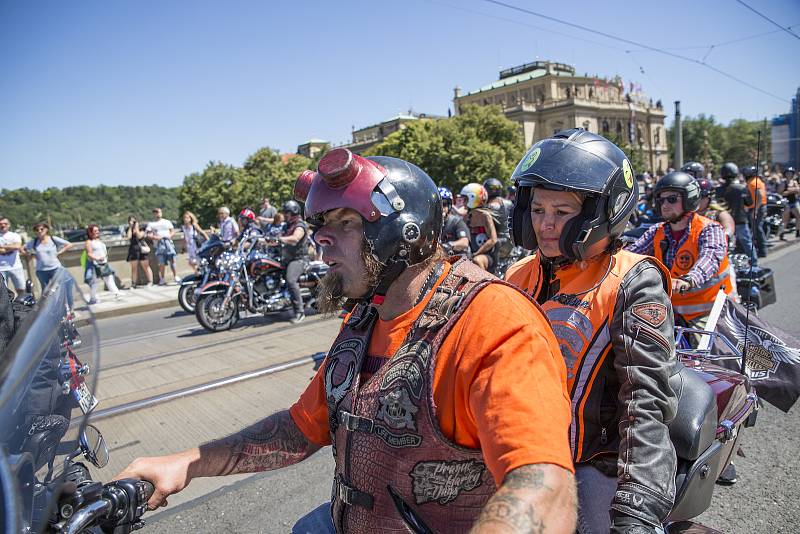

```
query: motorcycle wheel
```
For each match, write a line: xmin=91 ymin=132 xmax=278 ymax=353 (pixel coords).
xmin=177 ymin=283 xmax=198 ymax=313
xmin=195 ymin=293 xmax=239 ymax=331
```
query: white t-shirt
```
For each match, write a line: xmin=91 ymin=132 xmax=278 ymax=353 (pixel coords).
xmin=88 ymin=239 xmax=109 ymax=263
xmin=0 ymin=230 xmax=23 ymax=271
xmin=146 ymin=218 xmax=174 ymax=239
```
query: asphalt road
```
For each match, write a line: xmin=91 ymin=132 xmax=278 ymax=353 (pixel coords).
xmin=92 ymin=244 xmax=800 ymax=534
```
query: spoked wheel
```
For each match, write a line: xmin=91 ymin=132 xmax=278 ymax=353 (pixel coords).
xmin=195 ymin=293 xmax=239 ymax=331
xmin=178 ymin=282 xmax=198 ymax=313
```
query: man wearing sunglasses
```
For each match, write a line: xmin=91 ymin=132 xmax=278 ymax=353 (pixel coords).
xmin=627 ymin=172 xmax=732 ymax=333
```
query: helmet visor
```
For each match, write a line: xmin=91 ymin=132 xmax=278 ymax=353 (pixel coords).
xmin=512 ymin=139 xmax=619 ymax=194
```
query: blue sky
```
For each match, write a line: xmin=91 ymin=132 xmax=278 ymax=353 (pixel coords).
xmin=1 ymin=0 xmax=798 ymax=190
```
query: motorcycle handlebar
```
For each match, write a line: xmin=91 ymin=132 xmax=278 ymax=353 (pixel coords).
xmin=60 ymin=479 xmax=155 ymax=534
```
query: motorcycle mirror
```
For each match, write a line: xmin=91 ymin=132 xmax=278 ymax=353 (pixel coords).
xmin=79 ymin=424 xmax=109 ymax=468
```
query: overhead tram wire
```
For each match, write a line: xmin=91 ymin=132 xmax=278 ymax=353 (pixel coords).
xmin=478 ymin=0 xmax=790 ymax=104
xmin=734 ymin=0 xmax=800 ymax=41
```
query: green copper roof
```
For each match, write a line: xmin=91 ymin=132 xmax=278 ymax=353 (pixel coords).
xmin=465 ymin=68 xmax=574 ymax=96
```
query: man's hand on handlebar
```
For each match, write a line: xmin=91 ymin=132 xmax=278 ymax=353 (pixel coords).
xmin=114 ymin=449 xmax=198 ymax=510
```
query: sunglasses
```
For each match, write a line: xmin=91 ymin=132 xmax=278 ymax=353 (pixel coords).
xmin=656 ymin=194 xmax=681 ymax=205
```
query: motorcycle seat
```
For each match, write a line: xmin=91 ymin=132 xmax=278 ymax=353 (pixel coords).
xmin=668 ymin=364 xmax=718 ymax=461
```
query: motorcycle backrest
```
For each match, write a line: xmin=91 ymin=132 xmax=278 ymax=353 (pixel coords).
xmin=668 ymin=364 xmax=718 ymax=461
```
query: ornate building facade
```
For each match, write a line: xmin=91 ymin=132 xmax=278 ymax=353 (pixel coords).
xmin=454 ymin=61 xmax=669 ymax=174
xmin=342 ymin=112 xmax=443 ymax=154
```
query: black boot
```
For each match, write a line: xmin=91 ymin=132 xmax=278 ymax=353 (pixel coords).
xmin=717 ymin=462 xmax=738 ymax=485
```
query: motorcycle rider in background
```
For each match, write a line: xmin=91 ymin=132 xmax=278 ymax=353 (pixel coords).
xmin=743 ymin=165 xmax=768 ymax=259
xmin=717 ymin=162 xmax=757 ymax=267
xmin=680 ymin=161 xmax=705 ymax=181
xmin=233 ymin=208 xmax=263 ymax=248
xmin=483 ymin=178 xmax=515 ymax=267
xmin=438 ymin=187 xmax=470 ymax=257
xmin=697 ymin=178 xmax=738 ymax=299
xmin=627 ymin=172 xmax=732 ymax=334
xmin=116 ymin=149 xmax=577 ymax=534
xmin=459 ymin=183 xmax=497 ymax=272
xmin=275 ymin=200 xmax=309 ymax=324
xmin=779 ymin=166 xmax=800 ymax=240
xmin=506 ymin=129 xmax=677 ymax=534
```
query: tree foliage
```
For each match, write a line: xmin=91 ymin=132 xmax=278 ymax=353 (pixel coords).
xmin=668 ymin=115 xmax=770 ymax=174
xmin=364 ymin=104 xmax=525 ymax=193
xmin=0 ymin=185 xmax=180 ymax=231
xmin=179 ymin=149 xmax=312 ymax=226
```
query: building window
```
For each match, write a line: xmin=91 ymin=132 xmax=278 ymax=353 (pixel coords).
xmin=616 ymin=121 xmax=623 ymax=136
xmin=583 ymin=121 xmax=591 ymax=132
xmin=602 ymin=120 xmax=610 ymax=134
xmin=654 ymin=127 xmax=661 ymax=145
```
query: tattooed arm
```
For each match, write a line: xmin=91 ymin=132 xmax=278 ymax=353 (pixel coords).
xmin=470 ymin=463 xmax=576 ymax=534
xmin=115 ymin=410 xmax=320 ymax=509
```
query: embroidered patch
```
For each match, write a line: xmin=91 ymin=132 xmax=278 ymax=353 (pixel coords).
xmin=377 ymin=388 xmax=419 ymax=430
xmin=410 ymin=460 xmax=485 ymax=505
xmin=324 ymin=338 xmax=363 ymax=406
xmin=380 ymin=358 xmax=424 ymax=399
xmin=632 ymin=302 xmax=668 ymax=327
xmin=373 ymin=425 xmax=422 ymax=448
xmin=675 ymin=250 xmax=695 ymax=270
xmin=614 ymin=489 xmax=645 ymax=509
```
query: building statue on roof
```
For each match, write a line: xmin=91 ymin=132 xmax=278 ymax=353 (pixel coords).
xmin=453 ymin=60 xmax=669 ymax=174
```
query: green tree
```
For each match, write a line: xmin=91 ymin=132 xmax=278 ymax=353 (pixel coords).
xmin=364 ymin=104 xmax=525 ymax=193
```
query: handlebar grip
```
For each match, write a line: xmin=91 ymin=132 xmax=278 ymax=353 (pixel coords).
xmin=140 ymin=480 xmax=155 ymax=503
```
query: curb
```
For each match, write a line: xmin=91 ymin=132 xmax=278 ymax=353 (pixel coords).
xmin=76 ymin=296 xmax=179 ymax=326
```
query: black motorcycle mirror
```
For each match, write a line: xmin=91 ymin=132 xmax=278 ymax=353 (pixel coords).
xmin=77 ymin=424 xmax=109 ymax=469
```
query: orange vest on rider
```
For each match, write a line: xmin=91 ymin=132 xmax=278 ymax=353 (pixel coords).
xmin=747 ymin=177 xmax=767 ymax=206
xmin=505 ymin=250 xmax=669 ymax=462
xmin=653 ymin=213 xmax=732 ymax=321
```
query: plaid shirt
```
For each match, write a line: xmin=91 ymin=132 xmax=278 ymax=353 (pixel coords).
xmin=626 ymin=213 xmax=727 ymax=287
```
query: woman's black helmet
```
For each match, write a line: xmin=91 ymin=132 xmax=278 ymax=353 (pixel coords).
xmin=511 ymin=128 xmax=638 ymax=261
xmin=483 ymin=178 xmax=505 ymax=199
xmin=282 ymin=200 xmax=302 ymax=216
xmin=653 ymin=172 xmax=701 ymax=215
xmin=720 ymin=162 xmax=739 ymax=181
xmin=680 ymin=161 xmax=705 ymax=179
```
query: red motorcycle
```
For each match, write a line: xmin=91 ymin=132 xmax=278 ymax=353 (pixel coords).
xmin=194 ymin=234 xmax=327 ymax=332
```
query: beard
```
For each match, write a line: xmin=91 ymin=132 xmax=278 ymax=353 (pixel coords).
xmin=315 ymin=239 xmax=384 ymax=315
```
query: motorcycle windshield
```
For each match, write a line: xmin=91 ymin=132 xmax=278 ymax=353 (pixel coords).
xmin=0 ymin=269 xmax=100 ymax=533
xmin=198 ymin=234 xmax=224 ymax=258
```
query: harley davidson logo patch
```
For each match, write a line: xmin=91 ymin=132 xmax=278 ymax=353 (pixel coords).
xmin=632 ymin=303 xmax=668 ymax=327
xmin=675 ymin=250 xmax=695 ymax=270
xmin=410 ymin=460 xmax=485 ymax=505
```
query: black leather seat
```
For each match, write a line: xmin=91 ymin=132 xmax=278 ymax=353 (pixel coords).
xmin=668 ymin=364 xmax=717 ymax=461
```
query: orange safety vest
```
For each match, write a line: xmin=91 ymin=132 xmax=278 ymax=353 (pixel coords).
xmin=747 ymin=177 xmax=767 ymax=206
xmin=653 ymin=213 xmax=732 ymax=321
xmin=505 ymin=250 xmax=670 ymax=462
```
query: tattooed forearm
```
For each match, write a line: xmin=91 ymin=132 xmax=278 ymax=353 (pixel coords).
xmin=470 ymin=464 xmax=576 ymax=534
xmin=197 ymin=410 xmax=320 ymax=477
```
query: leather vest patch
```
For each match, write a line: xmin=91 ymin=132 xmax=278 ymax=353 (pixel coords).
xmin=410 ymin=459 xmax=486 ymax=505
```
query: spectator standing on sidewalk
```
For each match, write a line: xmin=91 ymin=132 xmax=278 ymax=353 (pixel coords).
xmin=181 ymin=211 xmax=209 ymax=273
xmin=217 ymin=207 xmax=239 ymax=244
xmin=22 ymin=222 xmax=73 ymax=306
xmin=0 ymin=215 xmax=27 ymax=293
xmin=84 ymin=224 xmax=120 ymax=304
xmin=126 ymin=216 xmax=153 ymax=288
xmin=146 ymin=208 xmax=179 ymax=285
xmin=257 ymin=197 xmax=277 ymax=232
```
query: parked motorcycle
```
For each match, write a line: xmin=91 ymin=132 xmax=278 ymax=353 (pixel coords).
xmin=763 ymin=192 xmax=787 ymax=240
xmin=0 ymin=270 xmax=153 ymax=533
xmin=177 ymin=234 xmax=226 ymax=313
xmin=194 ymin=234 xmax=328 ymax=332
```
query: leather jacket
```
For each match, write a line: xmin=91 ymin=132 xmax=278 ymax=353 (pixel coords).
xmin=516 ymin=255 xmax=678 ymax=527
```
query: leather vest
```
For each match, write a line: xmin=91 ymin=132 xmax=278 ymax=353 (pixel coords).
xmin=281 ymin=220 xmax=309 ymax=264
xmin=653 ymin=213 xmax=732 ymax=321
xmin=324 ymin=259 xmax=509 ymax=533
xmin=466 ymin=209 xmax=494 ymax=254
xmin=508 ymin=251 xmax=668 ymax=462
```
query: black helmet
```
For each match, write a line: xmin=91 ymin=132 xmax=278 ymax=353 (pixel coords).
xmin=720 ymin=162 xmax=739 ymax=181
xmin=784 ymin=166 xmax=796 ymax=177
xmin=510 ymin=128 xmax=638 ymax=261
xmin=282 ymin=199 xmax=302 ymax=216
xmin=742 ymin=165 xmax=758 ymax=179
xmin=680 ymin=161 xmax=705 ymax=179
xmin=294 ymin=148 xmax=441 ymax=269
xmin=697 ymin=178 xmax=715 ymax=200
xmin=653 ymin=172 xmax=700 ymax=215
xmin=483 ymin=178 xmax=504 ymax=199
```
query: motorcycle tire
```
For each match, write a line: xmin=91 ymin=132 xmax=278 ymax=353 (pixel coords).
xmin=195 ymin=293 xmax=239 ymax=332
xmin=178 ymin=282 xmax=198 ymax=313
